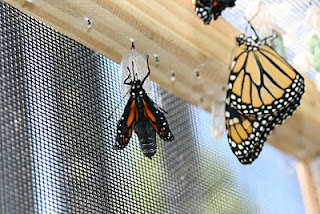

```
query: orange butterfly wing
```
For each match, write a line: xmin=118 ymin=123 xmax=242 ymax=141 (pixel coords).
xmin=115 ymin=97 xmax=138 ymax=149
xmin=228 ymin=44 xmax=304 ymax=116
xmin=142 ymin=94 xmax=174 ymax=142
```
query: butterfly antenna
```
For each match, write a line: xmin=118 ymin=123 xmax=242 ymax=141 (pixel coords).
xmin=142 ymin=55 xmax=151 ymax=85
xmin=131 ymin=61 xmax=137 ymax=81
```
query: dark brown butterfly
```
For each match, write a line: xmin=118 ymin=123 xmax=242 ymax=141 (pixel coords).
xmin=115 ymin=56 xmax=174 ymax=158
xmin=192 ymin=0 xmax=236 ymax=24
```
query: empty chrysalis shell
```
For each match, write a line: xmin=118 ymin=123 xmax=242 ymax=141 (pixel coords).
xmin=211 ymin=101 xmax=225 ymax=141
xmin=209 ymin=84 xmax=226 ymax=140
xmin=271 ymin=31 xmax=287 ymax=60
xmin=307 ymin=34 xmax=320 ymax=72
xmin=120 ymin=43 xmax=151 ymax=96
xmin=246 ymin=1 xmax=276 ymax=37
xmin=306 ymin=6 xmax=320 ymax=30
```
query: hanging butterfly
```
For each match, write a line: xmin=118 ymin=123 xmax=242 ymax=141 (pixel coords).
xmin=115 ymin=55 xmax=174 ymax=159
xmin=192 ymin=0 xmax=236 ymax=24
xmin=225 ymin=23 xmax=305 ymax=164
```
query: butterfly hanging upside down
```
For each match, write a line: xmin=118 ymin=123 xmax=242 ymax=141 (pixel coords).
xmin=115 ymin=55 xmax=174 ymax=159
xmin=192 ymin=0 xmax=236 ymax=24
xmin=225 ymin=24 xmax=305 ymax=164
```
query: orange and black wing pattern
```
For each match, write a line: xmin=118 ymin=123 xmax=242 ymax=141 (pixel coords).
xmin=225 ymin=34 xmax=305 ymax=164
xmin=142 ymin=94 xmax=174 ymax=142
xmin=192 ymin=0 xmax=236 ymax=24
xmin=115 ymin=97 xmax=138 ymax=149
xmin=228 ymin=43 xmax=304 ymax=116
xmin=226 ymin=97 xmax=265 ymax=164
xmin=226 ymin=98 xmax=302 ymax=164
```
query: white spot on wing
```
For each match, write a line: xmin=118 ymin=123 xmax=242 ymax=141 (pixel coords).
xmin=225 ymin=111 xmax=230 ymax=118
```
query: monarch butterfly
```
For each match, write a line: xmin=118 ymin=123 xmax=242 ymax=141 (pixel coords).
xmin=192 ymin=0 xmax=236 ymax=24
xmin=225 ymin=25 xmax=305 ymax=164
xmin=115 ymin=55 xmax=174 ymax=158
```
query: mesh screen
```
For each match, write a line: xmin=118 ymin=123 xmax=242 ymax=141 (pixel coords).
xmin=0 ymin=2 xmax=306 ymax=214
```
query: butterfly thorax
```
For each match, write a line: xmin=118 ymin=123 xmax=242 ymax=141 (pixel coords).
xmin=130 ymin=80 xmax=145 ymax=98
xmin=236 ymin=34 xmax=260 ymax=50
xmin=129 ymin=80 xmax=146 ymax=112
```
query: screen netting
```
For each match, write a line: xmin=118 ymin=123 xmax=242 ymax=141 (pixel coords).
xmin=0 ymin=2 xmax=306 ymax=214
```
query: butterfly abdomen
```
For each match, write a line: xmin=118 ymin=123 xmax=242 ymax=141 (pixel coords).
xmin=135 ymin=101 xmax=157 ymax=159
xmin=134 ymin=115 xmax=157 ymax=159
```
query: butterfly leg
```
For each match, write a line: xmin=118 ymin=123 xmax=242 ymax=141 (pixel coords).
xmin=261 ymin=31 xmax=277 ymax=45
xmin=124 ymin=67 xmax=132 ymax=85
xmin=141 ymin=55 xmax=151 ymax=85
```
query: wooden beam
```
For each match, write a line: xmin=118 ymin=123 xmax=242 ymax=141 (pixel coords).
xmin=4 ymin=0 xmax=320 ymax=161
xmin=297 ymin=162 xmax=320 ymax=214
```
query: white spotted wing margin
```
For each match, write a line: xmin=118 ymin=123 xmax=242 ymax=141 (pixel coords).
xmin=225 ymin=101 xmax=265 ymax=165
xmin=115 ymin=97 xmax=137 ymax=149
xmin=225 ymin=86 xmax=304 ymax=165
xmin=141 ymin=93 xmax=174 ymax=142
xmin=225 ymin=31 xmax=305 ymax=164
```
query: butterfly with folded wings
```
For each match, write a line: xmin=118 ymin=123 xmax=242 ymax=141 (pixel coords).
xmin=115 ymin=55 xmax=174 ymax=159
xmin=225 ymin=24 xmax=304 ymax=164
